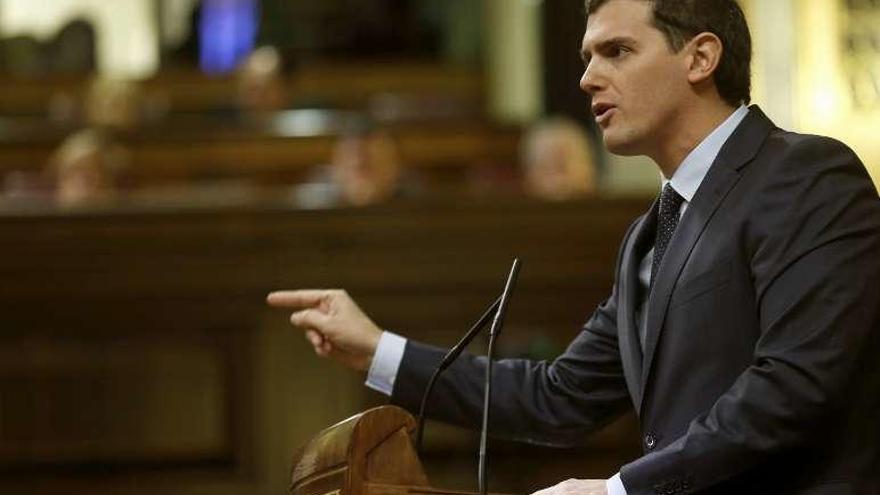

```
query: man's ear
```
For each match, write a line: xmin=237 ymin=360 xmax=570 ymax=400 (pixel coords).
xmin=686 ymin=32 xmax=723 ymax=85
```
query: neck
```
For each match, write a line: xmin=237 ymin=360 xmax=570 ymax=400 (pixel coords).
xmin=650 ymin=101 xmax=739 ymax=178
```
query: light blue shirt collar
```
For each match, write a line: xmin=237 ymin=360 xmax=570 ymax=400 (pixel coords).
xmin=662 ymin=105 xmax=749 ymax=202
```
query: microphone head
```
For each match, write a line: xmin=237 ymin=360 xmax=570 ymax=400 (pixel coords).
xmin=489 ymin=258 xmax=521 ymax=336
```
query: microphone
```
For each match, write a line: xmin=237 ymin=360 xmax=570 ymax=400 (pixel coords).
xmin=411 ymin=258 xmax=521 ymax=495
xmin=414 ymin=295 xmax=502 ymax=453
xmin=479 ymin=258 xmax=521 ymax=495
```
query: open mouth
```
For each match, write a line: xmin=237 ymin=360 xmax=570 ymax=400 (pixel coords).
xmin=592 ymin=103 xmax=615 ymax=122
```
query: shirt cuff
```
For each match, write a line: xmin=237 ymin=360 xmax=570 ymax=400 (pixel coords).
xmin=607 ymin=472 xmax=627 ymax=495
xmin=365 ymin=331 xmax=407 ymax=396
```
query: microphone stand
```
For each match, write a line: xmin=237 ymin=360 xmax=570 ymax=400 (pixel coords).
xmin=478 ymin=258 xmax=521 ymax=495
xmin=414 ymin=295 xmax=501 ymax=454
xmin=411 ymin=258 xmax=521 ymax=495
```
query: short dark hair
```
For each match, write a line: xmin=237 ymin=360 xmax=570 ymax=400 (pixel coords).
xmin=585 ymin=0 xmax=752 ymax=106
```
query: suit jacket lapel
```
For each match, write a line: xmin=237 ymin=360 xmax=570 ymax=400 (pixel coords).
xmin=638 ymin=106 xmax=776 ymax=410
xmin=617 ymin=200 xmax=657 ymax=411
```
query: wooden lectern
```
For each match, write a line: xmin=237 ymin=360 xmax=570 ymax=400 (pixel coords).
xmin=290 ymin=406 xmax=475 ymax=495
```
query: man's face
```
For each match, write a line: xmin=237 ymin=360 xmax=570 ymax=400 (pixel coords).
xmin=580 ymin=0 xmax=692 ymax=156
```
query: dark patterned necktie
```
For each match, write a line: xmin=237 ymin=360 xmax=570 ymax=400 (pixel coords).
xmin=650 ymin=183 xmax=685 ymax=286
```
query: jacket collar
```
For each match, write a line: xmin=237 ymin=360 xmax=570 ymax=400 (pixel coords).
xmin=665 ymin=105 xmax=749 ymax=202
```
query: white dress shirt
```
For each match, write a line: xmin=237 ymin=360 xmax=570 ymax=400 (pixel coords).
xmin=365 ymin=105 xmax=750 ymax=495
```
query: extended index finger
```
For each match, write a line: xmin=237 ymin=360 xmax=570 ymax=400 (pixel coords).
xmin=266 ymin=289 xmax=328 ymax=308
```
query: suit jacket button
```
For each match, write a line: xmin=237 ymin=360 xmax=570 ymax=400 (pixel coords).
xmin=645 ymin=433 xmax=656 ymax=450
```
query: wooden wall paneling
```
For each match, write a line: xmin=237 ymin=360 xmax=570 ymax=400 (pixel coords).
xmin=0 ymin=64 xmax=484 ymax=118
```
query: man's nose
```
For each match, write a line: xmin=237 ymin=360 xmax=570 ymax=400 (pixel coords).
xmin=579 ymin=61 xmax=602 ymax=95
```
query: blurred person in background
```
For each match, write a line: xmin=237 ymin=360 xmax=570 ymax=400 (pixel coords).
xmin=331 ymin=126 xmax=404 ymax=206
xmin=295 ymin=122 xmax=414 ymax=208
xmin=521 ymin=117 xmax=598 ymax=200
xmin=84 ymin=77 xmax=145 ymax=131
xmin=51 ymin=76 xmax=149 ymax=130
xmin=47 ymin=129 xmax=129 ymax=207
xmin=235 ymin=46 xmax=288 ymax=113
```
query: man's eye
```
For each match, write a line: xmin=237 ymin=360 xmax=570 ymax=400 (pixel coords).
xmin=609 ymin=45 xmax=629 ymax=57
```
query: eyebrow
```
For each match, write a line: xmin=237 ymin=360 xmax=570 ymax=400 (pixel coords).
xmin=579 ymin=36 xmax=638 ymax=64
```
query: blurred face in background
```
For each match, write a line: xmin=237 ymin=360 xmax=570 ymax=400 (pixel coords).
xmin=86 ymin=78 xmax=143 ymax=130
xmin=332 ymin=131 xmax=401 ymax=206
xmin=522 ymin=119 xmax=597 ymax=201
xmin=57 ymin=151 xmax=109 ymax=205
xmin=236 ymin=47 xmax=287 ymax=112
xmin=50 ymin=130 xmax=125 ymax=207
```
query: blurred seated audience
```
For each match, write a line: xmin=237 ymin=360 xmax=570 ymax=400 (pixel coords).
xmin=520 ymin=117 xmax=597 ymax=200
xmin=47 ymin=129 xmax=129 ymax=207
xmin=236 ymin=46 xmax=289 ymax=113
xmin=85 ymin=77 xmax=146 ymax=130
xmin=49 ymin=76 xmax=150 ymax=129
xmin=295 ymin=122 xmax=417 ymax=207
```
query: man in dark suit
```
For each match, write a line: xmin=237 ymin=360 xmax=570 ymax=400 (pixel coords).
xmin=268 ymin=0 xmax=880 ymax=493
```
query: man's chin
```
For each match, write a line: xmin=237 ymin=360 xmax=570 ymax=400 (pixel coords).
xmin=600 ymin=133 xmax=642 ymax=156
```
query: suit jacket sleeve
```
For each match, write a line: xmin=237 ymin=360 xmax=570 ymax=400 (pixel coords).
xmin=390 ymin=222 xmax=640 ymax=446
xmin=620 ymin=137 xmax=880 ymax=494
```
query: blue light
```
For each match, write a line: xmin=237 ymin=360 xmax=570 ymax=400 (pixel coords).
xmin=199 ymin=0 xmax=259 ymax=75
